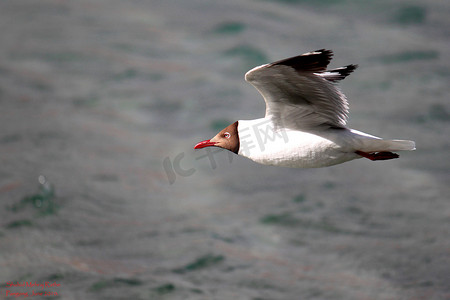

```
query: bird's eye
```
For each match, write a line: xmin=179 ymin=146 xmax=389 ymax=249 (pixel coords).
xmin=224 ymin=132 xmax=231 ymax=138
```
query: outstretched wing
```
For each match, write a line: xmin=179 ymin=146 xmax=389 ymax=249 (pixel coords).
xmin=245 ymin=49 xmax=357 ymax=130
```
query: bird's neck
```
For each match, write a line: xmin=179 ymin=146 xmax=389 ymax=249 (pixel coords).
xmin=237 ymin=118 xmax=289 ymax=158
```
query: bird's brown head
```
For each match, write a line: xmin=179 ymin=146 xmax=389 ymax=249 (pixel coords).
xmin=194 ymin=121 xmax=239 ymax=154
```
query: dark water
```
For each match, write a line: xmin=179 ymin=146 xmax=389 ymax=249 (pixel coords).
xmin=0 ymin=0 xmax=449 ymax=299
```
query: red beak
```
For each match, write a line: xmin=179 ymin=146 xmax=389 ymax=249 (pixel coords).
xmin=194 ymin=139 xmax=217 ymax=149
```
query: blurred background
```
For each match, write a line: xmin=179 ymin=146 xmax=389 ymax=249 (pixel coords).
xmin=0 ymin=0 xmax=449 ymax=299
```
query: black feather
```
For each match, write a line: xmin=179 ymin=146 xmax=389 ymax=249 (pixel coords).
xmin=270 ymin=49 xmax=333 ymax=73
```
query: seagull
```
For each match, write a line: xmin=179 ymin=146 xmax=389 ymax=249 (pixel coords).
xmin=194 ymin=49 xmax=415 ymax=168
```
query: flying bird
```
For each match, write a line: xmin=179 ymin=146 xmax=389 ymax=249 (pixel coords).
xmin=194 ymin=49 xmax=415 ymax=168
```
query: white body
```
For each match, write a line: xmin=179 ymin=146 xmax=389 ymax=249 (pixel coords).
xmin=237 ymin=118 xmax=415 ymax=168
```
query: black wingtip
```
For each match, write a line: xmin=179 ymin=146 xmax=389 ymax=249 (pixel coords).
xmin=321 ymin=64 xmax=358 ymax=82
xmin=344 ymin=64 xmax=358 ymax=74
xmin=314 ymin=49 xmax=333 ymax=57
xmin=271 ymin=49 xmax=334 ymax=72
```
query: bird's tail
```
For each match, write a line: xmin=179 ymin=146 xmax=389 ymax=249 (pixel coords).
xmin=369 ymin=139 xmax=416 ymax=152
xmin=348 ymin=129 xmax=415 ymax=161
xmin=353 ymin=138 xmax=415 ymax=161
xmin=355 ymin=139 xmax=415 ymax=161
xmin=350 ymin=129 xmax=416 ymax=152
